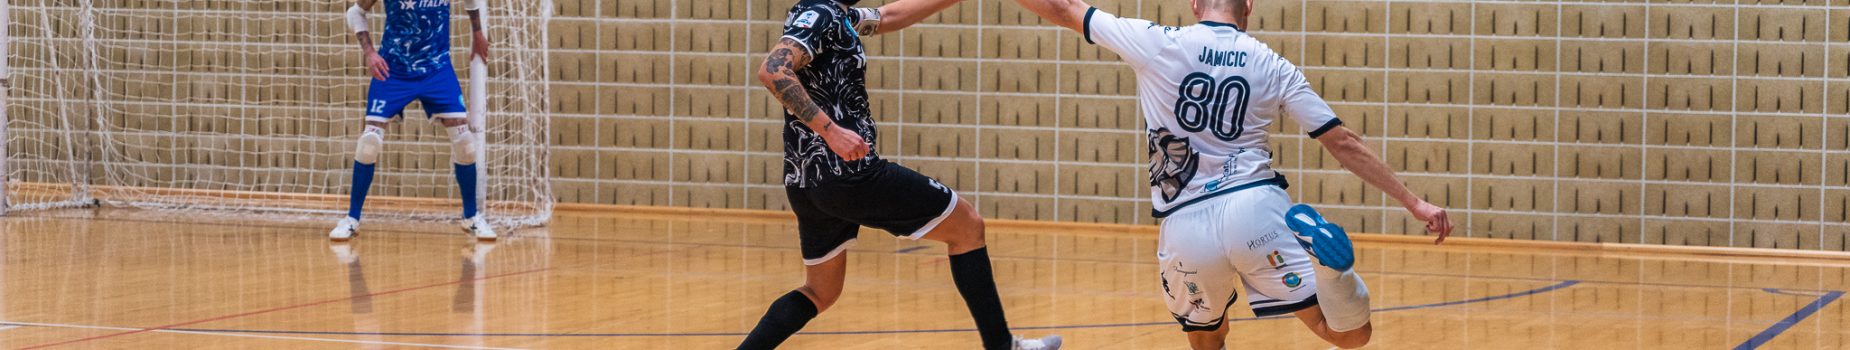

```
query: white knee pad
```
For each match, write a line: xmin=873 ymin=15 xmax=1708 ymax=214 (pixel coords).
xmin=355 ymin=125 xmax=385 ymax=165
xmin=1317 ymin=267 xmax=1372 ymax=332
xmin=448 ymin=125 xmax=479 ymax=165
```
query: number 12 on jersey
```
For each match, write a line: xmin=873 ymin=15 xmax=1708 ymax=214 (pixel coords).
xmin=1173 ymin=73 xmax=1250 ymax=142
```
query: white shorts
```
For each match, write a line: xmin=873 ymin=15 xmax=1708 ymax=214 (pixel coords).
xmin=1158 ymin=185 xmax=1318 ymax=331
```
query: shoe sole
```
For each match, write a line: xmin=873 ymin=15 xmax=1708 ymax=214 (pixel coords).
xmin=461 ymin=226 xmax=498 ymax=242
xmin=331 ymin=229 xmax=356 ymax=242
xmin=1285 ymin=204 xmax=1356 ymax=270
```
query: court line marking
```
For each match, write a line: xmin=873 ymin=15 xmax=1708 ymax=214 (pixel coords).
xmin=1761 ymin=288 xmax=1828 ymax=297
xmin=1017 ymin=279 xmax=1585 ymax=332
xmin=38 ymin=214 xmax=1848 ymax=294
xmin=1735 ymin=290 xmax=1847 ymax=350
xmin=25 ymin=214 xmax=1844 ymax=343
xmin=0 ymin=321 xmax=521 ymax=350
xmin=528 ymin=234 xmax=1849 ymax=294
xmin=16 ymin=267 xmax=552 ymax=350
xmin=137 ymin=280 xmax=1583 ymax=338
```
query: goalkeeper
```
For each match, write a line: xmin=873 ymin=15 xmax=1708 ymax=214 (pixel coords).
xmin=332 ymin=0 xmax=495 ymax=241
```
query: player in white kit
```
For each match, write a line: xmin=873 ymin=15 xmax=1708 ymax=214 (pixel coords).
xmin=1010 ymin=0 xmax=1454 ymax=348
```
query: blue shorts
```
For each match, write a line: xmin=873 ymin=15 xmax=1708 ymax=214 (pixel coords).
xmin=363 ymin=67 xmax=467 ymax=123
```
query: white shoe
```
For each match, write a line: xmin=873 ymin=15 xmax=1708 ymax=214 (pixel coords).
xmin=1286 ymin=204 xmax=1356 ymax=272
xmin=330 ymin=217 xmax=359 ymax=241
xmin=1012 ymin=335 xmax=1062 ymax=350
xmin=462 ymin=216 xmax=497 ymax=241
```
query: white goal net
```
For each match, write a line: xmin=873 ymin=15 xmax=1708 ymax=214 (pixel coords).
xmin=4 ymin=0 xmax=554 ymax=228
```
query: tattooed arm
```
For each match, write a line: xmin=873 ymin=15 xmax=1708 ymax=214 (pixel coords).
xmin=349 ymin=0 xmax=389 ymax=80
xmin=757 ymin=39 xmax=825 ymax=128
xmin=757 ymin=38 xmax=869 ymax=161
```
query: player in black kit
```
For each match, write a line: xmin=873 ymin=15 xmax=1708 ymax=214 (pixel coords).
xmin=736 ymin=0 xmax=1062 ymax=349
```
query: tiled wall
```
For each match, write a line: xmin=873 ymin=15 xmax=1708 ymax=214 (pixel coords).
xmin=580 ymin=0 xmax=1850 ymax=251
xmin=10 ymin=0 xmax=1850 ymax=250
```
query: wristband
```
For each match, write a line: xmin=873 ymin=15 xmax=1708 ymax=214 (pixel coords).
xmin=852 ymin=8 xmax=881 ymax=36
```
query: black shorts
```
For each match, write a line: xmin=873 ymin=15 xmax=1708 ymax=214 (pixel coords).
xmin=785 ymin=161 xmax=959 ymax=265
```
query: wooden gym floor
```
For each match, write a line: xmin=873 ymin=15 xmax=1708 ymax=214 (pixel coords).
xmin=0 ymin=208 xmax=1846 ymax=349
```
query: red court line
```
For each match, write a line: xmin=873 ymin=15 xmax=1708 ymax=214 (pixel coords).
xmin=18 ymin=267 xmax=552 ymax=350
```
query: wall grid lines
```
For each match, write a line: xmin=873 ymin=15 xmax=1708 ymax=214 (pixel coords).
xmin=9 ymin=0 xmax=1850 ymax=250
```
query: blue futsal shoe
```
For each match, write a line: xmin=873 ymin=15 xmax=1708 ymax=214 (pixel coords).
xmin=1285 ymin=204 xmax=1356 ymax=272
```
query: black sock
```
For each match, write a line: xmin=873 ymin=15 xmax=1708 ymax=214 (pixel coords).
xmin=738 ymin=290 xmax=819 ymax=350
xmin=949 ymin=247 xmax=1012 ymax=350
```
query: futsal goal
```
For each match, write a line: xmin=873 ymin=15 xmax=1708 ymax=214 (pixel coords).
xmin=2 ymin=0 xmax=554 ymax=228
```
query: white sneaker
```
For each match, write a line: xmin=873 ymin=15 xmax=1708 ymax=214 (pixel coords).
xmin=1285 ymin=204 xmax=1356 ymax=272
xmin=1012 ymin=335 xmax=1062 ymax=350
xmin=330 ymin=217 xmax=359 ymax=241
xmin=462 ymin=216 xmax=497 ymax=241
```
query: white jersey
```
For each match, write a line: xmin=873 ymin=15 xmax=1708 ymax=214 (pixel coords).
xmin=1085 ymin=9 xmax=1343 ymax=217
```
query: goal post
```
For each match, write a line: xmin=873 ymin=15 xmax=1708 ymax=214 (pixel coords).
xmin=1 ymin=0 xmax=10 ymax=216
xmin=3 ymin=0 xmax=554 ymax=229
xmin=470 ymin=56 xmax=489 ymax=219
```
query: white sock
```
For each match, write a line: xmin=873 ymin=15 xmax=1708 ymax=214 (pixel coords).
xmin=1314 ymin=263 xmax=1371 ymax=332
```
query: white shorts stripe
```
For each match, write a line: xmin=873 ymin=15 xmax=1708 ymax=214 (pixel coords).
xmin=905 ymin=191 xmax=959 ymax=241
xmin=802 ymin=238 xmax=857 ymax=266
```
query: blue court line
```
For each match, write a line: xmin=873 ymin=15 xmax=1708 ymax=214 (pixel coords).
xmin=0 ymin=280 xmax=1579 ymax=338
xmin=1735 ymin=289 xmax=1846 ymax=350
xmin=1012 ymin=280 xmax=1568 ymax=331
xmin=1761 ymin=288 xmax=1829 ymax=297
xmin=1376 ymin=280 xmax=1579 ymax=312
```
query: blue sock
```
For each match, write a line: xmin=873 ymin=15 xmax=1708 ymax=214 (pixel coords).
xmin=454 ymin=163 xmax=479 ymax=219
xmin=348 ymin=161 xmax=376 ymax=219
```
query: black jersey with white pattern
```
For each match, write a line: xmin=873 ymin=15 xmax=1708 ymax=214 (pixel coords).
xmin=780 ymin=0 xmax=883 ymax=188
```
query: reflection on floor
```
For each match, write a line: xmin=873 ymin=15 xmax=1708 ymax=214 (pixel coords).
xmin=0 ymin=208 xmax=1846 ymax=349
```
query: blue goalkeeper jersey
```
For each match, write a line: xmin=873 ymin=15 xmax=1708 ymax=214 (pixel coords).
xmin=380 ymin=0 xmax=453 ymax=79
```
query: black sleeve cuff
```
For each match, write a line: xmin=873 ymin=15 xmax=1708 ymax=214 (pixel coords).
xmin=1082 ymin=7 xmax=1098 ymax=44
xmin=1307 ymin=118 xmax=1343 ymax=138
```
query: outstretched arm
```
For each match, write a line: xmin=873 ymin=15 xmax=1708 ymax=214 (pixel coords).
xmin=1010 ymin=0 xmax=1090 ymax=32
xmin=856 ymin=0 xmax=965 ymax=35
xmin=1315 ymin=126 xmax=1454 ymax=243
xmin=346 ymin=0 xmax=388 ymax=80
xmin=757 ymin=38 xmax=869 ymax=161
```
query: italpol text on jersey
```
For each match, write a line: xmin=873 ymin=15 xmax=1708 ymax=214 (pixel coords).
xmin=398 ymin=0 xmax=449 ymax=9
